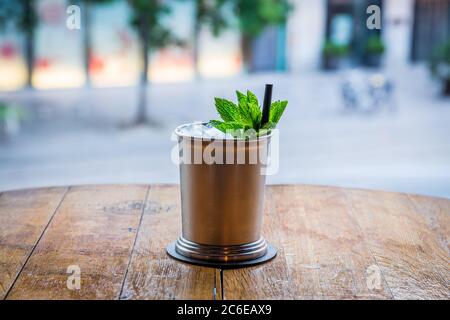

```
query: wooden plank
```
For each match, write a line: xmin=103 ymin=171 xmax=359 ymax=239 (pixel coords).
xmin=0 ymin=187 xmax=67 ymax=299
xmin=121 ymin=185 xmax=215 ymax=300
xmin=222 ymin=187 xmax=295 ymax=299
xmin=6 ymin=185 xmax=148 ymax=300
xmin=346 ymin=189 xmax=450 ymax=299
xmin=270 ymin=185 xmax=392 ymax=299
xmin=408 ymin=194 xmax=450 ymax=257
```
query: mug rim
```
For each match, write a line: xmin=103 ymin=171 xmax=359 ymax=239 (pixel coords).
xmin=174 ymin=122 xmax=273 ymax=142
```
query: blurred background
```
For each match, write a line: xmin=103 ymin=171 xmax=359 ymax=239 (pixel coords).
xmin=0 ymin=0 xmax=449 ymax=198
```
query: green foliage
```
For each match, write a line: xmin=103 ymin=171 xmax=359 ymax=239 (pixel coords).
xmin=74 ymin=0 xmax=117 ymax=5
xmin=245 ymin=90 xmax=263 ymax=128
xmin=214 ymin=97 xmax=242 ymax=122
xmin=127 ymin=0 xmax=180 ymax=51
xmin=322 ymin=40 xmax=349 ymax=58
xmin=73 ymin=0 xmax=119 ymax=9
xmin=429 ymin=40 xmax=450 ymax=80
xmin=269 ymin=100 xmax=287 ymax=124
xmin=0 ymin=1 xmax=15 ymax=30
xmin=209 ymin=90 xmax=288 ymax=138
xmin=188 ymin=0 xmax=291 ymax=40
xmin=209 ymin=120 xmax=246 ymax=137
xmin=0 ymin=102 xmax=25 ymax=121
xmin=0 ymin=102 xmax=7 ymax=120
xmin=231 ymin=0 xmax=291 ymax=38
xmin=85 ymin=0 xmax=116 ymax=3
xmin=192 ymin=0 xmax=229 ymax=36
xmin=365 ymin=36 xmax=385 ymax=55
xmin=0 ymin=0 xmax=38 ymax=33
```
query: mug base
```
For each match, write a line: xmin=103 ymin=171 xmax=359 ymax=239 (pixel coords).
xmin=175 ymin=236 xmax=268 ymax=262
xmin=166 ymin=240 xmax=277 ymax=269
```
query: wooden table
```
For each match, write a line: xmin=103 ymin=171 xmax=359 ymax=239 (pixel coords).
xmin=0 ymin=184 xmax=448 ymax=300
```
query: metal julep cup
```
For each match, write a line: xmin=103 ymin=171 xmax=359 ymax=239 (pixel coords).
xmin=172 ymin=123 xmax=272 ymax=263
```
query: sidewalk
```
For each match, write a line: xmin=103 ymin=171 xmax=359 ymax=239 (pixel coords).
xmin=1 ymin=65 xmax=449 ymax=198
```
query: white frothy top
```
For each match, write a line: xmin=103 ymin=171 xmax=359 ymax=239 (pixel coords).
xmin=175 ymin=122 xmax=235 ymax=140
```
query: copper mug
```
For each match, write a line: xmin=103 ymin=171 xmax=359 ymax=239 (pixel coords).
xmin=174 ymin=123 xmax=271 ymax=262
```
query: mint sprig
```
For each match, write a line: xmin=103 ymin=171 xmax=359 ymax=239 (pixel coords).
xmin=269 ymin=100 xmax=287 ymax=124
xmin=209 ymin=90 xmax=287 ymax=138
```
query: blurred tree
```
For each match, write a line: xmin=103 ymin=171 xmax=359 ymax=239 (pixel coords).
xmin=76 ymin=0 xmax=117 ymax=86
xmin=127 ymin=0 xmax=179 ymax=125
xmin=190 ymin=0 xmax=228 ymax=78
xmin=230 ymin=0 xmax=291 ymax=71
xmin=0 ymin=0 xmax=38 ymax=88
xmin=188 ymin=0 xmax=291 ymax=74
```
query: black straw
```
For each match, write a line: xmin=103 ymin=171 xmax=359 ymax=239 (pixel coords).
xmin=261 ymin=84 xmax=273 ymax=126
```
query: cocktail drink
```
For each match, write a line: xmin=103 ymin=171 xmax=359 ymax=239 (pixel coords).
xmin=167 ymin=85 xmax=287 ymax=266
xmin=174 ymin=122 xmax=271 ymax=262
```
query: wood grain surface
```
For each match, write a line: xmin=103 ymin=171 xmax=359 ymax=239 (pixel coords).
xmin=0 ymin=187 xmax=68 ymax=299
xmin=0 ymin=184 xmax=448 ymax=300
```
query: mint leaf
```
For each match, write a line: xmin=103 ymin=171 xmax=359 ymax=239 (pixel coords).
xmin=209 ymin=120 xmax=244 ymax=133
xmin=214 ymin=98 xmax=241 ymax=122
xmin=262 ymin=122 xmax=276 ymax=130
xmin=257 ymin=122 xmax=276 ymax=137
xmin=246 ymin=90 xmax=262 ymax=129
xmin=269 ymin=100 xmax=288 ymax=124
xmin=234 ymin=92 xmax=253 ymax=127
xmin=208 ymin=120 xmax=225 ymax=130
xmin=236 ymin=90 xmax=247 ymax=107
xmin=246 ymin=90 xmax=259 ymax=107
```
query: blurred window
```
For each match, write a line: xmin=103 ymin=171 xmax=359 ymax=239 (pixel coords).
xmin=412 ymin=0 xmax=450 ymax=61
